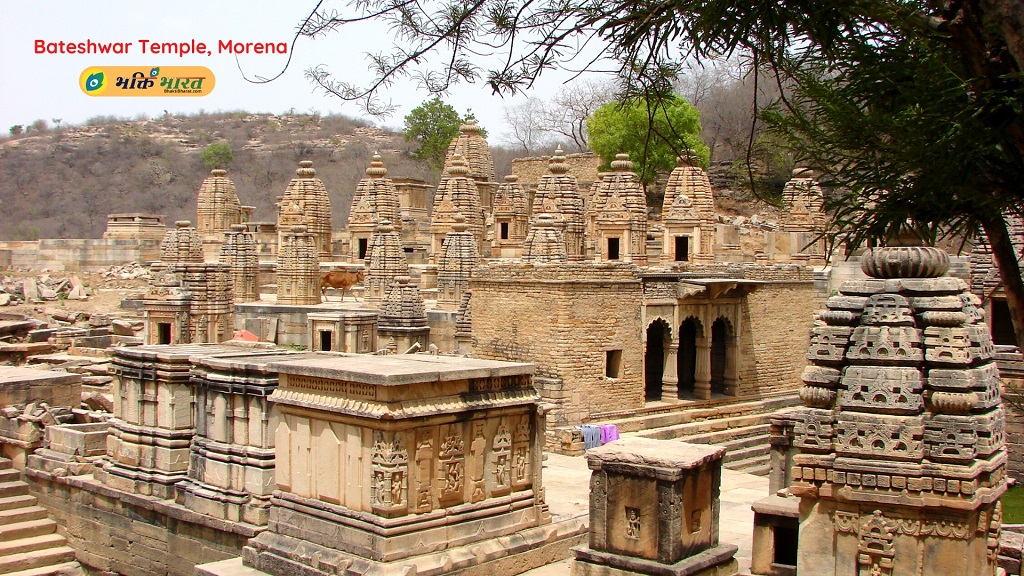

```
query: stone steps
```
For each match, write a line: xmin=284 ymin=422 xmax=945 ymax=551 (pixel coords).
xmin=0 ymin=547 xmax=77 ymax=575
xmin=0 ymin=499 xmax=37 ymax=514
xmin=0 ymin=486 xmax=29 ymax=501
xmin=0 ymin=509 xmax=47 ymax=528
xmin=1 ymin=561 xmax=82 ymax=576
xmin=0 ymin=459 xmax=82 ymax=576
xmin=621 ymin=403 xmax=786 ymax=478
xmin=0 ymin=535 xmax=67 ymax=558
xmin=600 ymin=392 xmax=801 ymax=435
xmin=0 ymin=521 xmax=56 ymax=544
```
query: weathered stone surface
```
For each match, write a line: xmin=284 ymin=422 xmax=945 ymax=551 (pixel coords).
xmin=793 ymin=246 xmax=1005 ymax=576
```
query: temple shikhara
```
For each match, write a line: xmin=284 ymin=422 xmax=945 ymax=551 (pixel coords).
xmin=0 ymin=119 xmax=1018 ymax=576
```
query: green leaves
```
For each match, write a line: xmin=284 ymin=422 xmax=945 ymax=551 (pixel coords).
xmin=403 ymin=97 xmax=462 ymax=173
xmin=587 ymin=95 xmax=709 ymax=185
xmin=200 ymin=142 xmax=233 ymax=169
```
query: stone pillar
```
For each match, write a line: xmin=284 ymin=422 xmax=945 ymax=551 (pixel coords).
xmin=695 ymin=338 xmax=712 ymax=400
xmin=661 ymin=339 xmax=679 ymax=403
xmin=723 ymin=339 xmax=738 ymax=396
xmin=572 ymin=437 xmax=738 ymax=576
xmin=768 ymin=411 xmax=799 ymax=494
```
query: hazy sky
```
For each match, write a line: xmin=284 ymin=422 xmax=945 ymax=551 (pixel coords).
xmin=1 ymin=0 xmax=606 ymax=143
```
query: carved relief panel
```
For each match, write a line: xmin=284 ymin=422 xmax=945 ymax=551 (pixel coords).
xmin=370 ymin=430 xmax=409 ymax=518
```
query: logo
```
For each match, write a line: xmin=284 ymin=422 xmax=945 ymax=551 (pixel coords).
xmin=80 ymin=66 xmax=215 ymax=97
xmin=80 ymin=67 xmax=106 ymax=94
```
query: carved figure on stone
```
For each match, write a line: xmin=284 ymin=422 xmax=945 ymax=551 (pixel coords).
xmin=469 ymin=421 xmax=487 ymax=502
xmin=626 ymin=507 xmax=641 ymax=540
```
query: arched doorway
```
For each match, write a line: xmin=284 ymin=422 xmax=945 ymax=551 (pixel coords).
xmin=645 ymin=320 xmax=670 ymax=402
xmin=711 ymin=318 xmax=729 ymax=395
xmin=677 ymin=318 xmax=698 ymax=397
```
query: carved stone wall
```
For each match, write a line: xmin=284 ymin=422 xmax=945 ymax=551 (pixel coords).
xmin=219 ymin=224 xmax=259 ymax=303
xmin=792 ymin=246 xmax=1006 ymax=576
xmin=241 ymin=354 xmax=549 ymax=576
xmin=276 ymin=225 xmax=320 ymax=306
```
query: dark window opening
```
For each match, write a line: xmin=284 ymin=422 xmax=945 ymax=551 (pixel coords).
xmin=157 ymin=323 xmax=172 ymax=345
xmin=608 ymin=237 xmax=620 ymax=260
xmin=403 ymin=247 xmax=414 ymax=253
xmin=319 ymin=330 xmax=333 ymax=352
xmin=358 ymin=238 xmax=369 ymax=260
xmin=991 ymin=298 xmax=1016 ymax=346
xmin=675 ymin=236 xmax=690 ymax=262
xmin=773 ymin=524 xmax=798 ymax=566
xmin=606 ymin=350 xmax=622 ymax=379
xmin=500 ymin=222 xmax=510 ymax=240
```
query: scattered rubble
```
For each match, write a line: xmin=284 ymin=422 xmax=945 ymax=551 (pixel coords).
xmin=0 ymin=273 xmax=93 ymax=305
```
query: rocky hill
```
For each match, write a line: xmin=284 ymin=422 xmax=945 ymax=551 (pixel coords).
xmin=0 ymin=112 xmax=437 ymax=240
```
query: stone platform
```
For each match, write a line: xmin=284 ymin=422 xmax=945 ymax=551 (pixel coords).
xmin=198 ymin=452 xmax=768 ymax=576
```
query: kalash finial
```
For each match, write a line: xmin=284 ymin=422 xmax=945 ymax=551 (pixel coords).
xmin=447 ymin=154 xmax=470 ymax=178
xmin=452 ymin=212 xmax=469 ymax=233
xmin=461 ymin=118 xmax=481 ymax=134
xmin=296 ymin=160 xmax=316 ymax=178
xmin=611 ymin=153 xmax=633 ymax=172
xmin=374 ymin=219 xmax=396 ymax=234
xmin=548 ymin=147 xmax=569 ymax=175
xmin=366 ymin=153 xmax=388 ymax=178
xmin=860 ymin=245 xmax=951 ymax=279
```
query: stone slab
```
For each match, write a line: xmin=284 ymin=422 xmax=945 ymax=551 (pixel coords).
xmin=572 ymin=544 xmax=739 ymax=576
xmin=585 ymin=437 xmax=726 ymax=477
xmin=0 ymin=365 xmax=82 ymax=407
xmin=269 ymin=353 xmax=536 ymax=386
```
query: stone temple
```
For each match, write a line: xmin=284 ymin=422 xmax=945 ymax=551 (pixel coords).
xmin=0 ymin=123 xmax=1018 ymax=576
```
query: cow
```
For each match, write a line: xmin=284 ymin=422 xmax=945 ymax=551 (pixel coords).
xmin=320 ymin=269 xmax=366 ymax=302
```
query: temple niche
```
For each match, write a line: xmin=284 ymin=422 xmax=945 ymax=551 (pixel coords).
xmin=661 ymin=155 xmax=716 ymax=264
xmin=589 ymin=153 xmax=648 ymax=265
xmin=792 ymin=246 xmax=1005 ymax=575
xmin=277 ymin=161 xmax=332 ymax=261
xmin=196 ymin=168 xmax=244 ymax=260
xmin=490 ymin=174 xmax=530 ymax=258
xmin=348 ymin=154 xmax=402 ymax=261
xmin=531 ymin=148 xmax=586 ymax=261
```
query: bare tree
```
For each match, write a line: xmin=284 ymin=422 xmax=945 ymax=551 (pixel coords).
xmin=541 ymin=80 xmax=614 ymax=151
xmin=502 ymin=97 xmax=551 ymax=154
